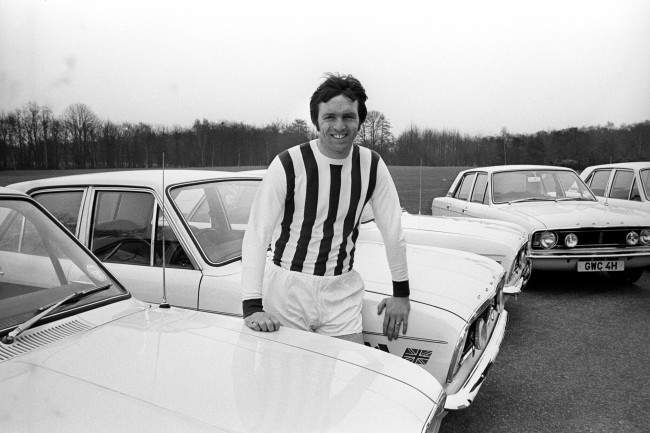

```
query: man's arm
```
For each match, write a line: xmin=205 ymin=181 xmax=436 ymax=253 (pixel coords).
xmin=369 ymin=157 xmax=410 ymax=341
xmin=241 ymin=157 xmax=286 ymax=331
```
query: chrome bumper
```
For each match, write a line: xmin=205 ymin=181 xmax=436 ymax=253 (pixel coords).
xmin=444 ymin=310 xmax=508 ymax=410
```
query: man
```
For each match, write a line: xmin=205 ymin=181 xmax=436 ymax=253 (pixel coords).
xmin=241 ymin=73 xmax=409 ymax=343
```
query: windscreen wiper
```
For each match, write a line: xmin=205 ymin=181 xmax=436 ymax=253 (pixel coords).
xmin=555 ymin=197 xmax=594 ymax=201
xmin=1 ymin=284 xmax=112 ymax=344
xmin=507 ymin=197 xmax=557 ymax=204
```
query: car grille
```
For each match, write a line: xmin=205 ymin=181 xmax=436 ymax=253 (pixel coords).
xmin=532 ymin=227 xmax=649 ymax=249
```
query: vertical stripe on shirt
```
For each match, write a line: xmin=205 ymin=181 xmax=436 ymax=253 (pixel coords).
xmin=291 ymin=143 xmax=319 ymax=271
xmin=272 ymin=151 xmax=295 ymax=266
xmin=334 ymin=145 xmax=361 ymax=275
xmin=314 ymin=164 xmax=342 ymax=275
xmin=348 ymin=150 xmax=380 ymax=270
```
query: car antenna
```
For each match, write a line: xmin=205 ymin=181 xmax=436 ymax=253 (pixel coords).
xmin=159 ymin=151 xmax=170 ymax=309
xmin=418 ymin=158 xmax=423 ymax=215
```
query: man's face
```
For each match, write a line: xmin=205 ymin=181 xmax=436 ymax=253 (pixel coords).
xmin=317 ymin=94 xmax=359 ymax=158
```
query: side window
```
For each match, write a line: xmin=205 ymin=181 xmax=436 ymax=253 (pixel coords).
xmin=154 ymin=207 xmax=193 ymax=269
xmin=91 ymin=191 xmax=154 ymax=265
xmin=641 ymin=169 xmax=650 ymax=200
xmin=471 ymin=173 xmax=488 ymax=203
xmin=609 ymin=170 xmax=634 ymax=199
xmin=588 ymin=170 xmax=611 ymax=196
xmin=33 ymin=190 xmax=84 ymax=234
xmin=630 ymin=178 xmax=642 ymax=201
xmin=454 ymin=173 xmax=477 ymax=201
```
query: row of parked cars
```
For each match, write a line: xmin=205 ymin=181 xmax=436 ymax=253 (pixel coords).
xmin=1 ymin=161 xmax=648 ymax=432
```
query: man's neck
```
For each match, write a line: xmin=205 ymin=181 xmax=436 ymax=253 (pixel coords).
xmin=316 ymin=139 xmax=353 ymax=160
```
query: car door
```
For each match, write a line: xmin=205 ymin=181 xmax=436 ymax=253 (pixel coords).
xmin=584 ymin=169 xmax=612 ymax=199
xmin=595 ymin=168 xmax=645 ymax=211
xmin=464 ymin=172 xmax=491 ymax=217
xmin=84 ymin=188 xmax=202 ymax=308
xmin=447 ymin=172 xmax=476 ymax=216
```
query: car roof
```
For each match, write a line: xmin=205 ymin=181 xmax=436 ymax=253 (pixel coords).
xmin=460 ymin=164 xmax=574 ymax=174
xmin=582 ymin=161 xmax=650 ymax=171
xmin=8 ymin=169 xmax=263 ymax=196
xmin=0 ymin=186 xmax=29 ymax=197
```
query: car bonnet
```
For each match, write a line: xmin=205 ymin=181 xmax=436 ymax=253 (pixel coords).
xmin=506 ymin=201 xmax=650 ymax=230
xmin=0 ymin=300 xmax=440 ymax=433
xmin=399 ymin=214 xmax=527 ymax=247
xmin=353 ymin=240 xmax=504 ymax=321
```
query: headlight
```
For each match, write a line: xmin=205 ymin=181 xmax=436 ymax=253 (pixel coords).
xmin=564 ymin=233 xmax=578 ymax=248
xmin=539 ymin=231 xmax=557 ymax=249
xmin=475 ymin=318 xmax=488 ymax=350
xmin=640 ymin=229 xmax=650 ymax=245
xmin=626 ymin=231 xmax=639 ymax=246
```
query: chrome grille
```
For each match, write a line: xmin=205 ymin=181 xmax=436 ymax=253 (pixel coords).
xmin=533 ymin=227 xmax=649 ymax=249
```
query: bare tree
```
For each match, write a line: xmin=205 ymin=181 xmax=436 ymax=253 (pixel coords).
xmin=63 ymin=103 xmax=100 ymax=167
xmin=355 ymin=110 xmax=394 ymax=155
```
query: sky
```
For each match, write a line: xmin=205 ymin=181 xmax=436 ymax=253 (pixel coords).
xmin=1 ymin=0 xmax=648 ymax=136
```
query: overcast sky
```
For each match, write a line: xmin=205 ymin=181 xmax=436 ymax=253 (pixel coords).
xmin=1 ymin=0 xmax=648 ymax=136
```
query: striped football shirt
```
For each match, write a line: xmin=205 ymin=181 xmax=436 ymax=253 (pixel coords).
xmin=242 ymin=139 xmax=408 ymax=316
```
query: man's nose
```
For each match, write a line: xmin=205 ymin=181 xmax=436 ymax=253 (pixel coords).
xmin=334 ymin=117 xmax=346 ymax=130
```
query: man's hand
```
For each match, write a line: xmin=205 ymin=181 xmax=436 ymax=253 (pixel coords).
xmin=377 ymin=296 xmax=410 ymax=341
xmin=244 ymin=311 xmax=281 ymax=332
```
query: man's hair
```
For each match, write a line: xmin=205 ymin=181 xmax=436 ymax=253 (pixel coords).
xmin=309 ymin=73 xmax=368 ymax=130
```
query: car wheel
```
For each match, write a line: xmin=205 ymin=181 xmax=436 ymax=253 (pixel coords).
xmin=607 ymin=268 xmax=644 ymax=284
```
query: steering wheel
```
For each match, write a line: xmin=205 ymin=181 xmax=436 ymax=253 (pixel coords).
xmin=95 ymin=238 xmax=151 ymax=262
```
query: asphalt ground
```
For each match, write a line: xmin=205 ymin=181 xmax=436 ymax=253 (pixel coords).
xmin=441 ymin=269 xmax=650 ymax=433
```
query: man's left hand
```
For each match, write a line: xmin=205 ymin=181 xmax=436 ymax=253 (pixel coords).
xmin=377 ymin=296 xmax=410 ymax=341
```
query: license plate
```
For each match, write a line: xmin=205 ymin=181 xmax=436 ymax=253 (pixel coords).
xmin=577 ymin=260 xmax=624 ymax=272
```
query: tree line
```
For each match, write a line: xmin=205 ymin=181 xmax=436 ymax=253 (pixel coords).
xmin=1 ymin=102 xmax=648 ymax=170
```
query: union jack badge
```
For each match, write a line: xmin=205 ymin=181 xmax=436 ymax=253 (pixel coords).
xmin=402 ymin=348 xmax=432 ymax=365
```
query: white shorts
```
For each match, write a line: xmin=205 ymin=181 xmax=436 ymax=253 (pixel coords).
xmin=262 ymin=263 xmax=365 ymax=337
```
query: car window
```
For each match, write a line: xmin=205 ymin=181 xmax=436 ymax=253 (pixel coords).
xmin=0 ymin=207 xmax=48 ymax=256
xmin=33 ymin=190 xmax=84 ymax=234
xmin=492 ymin=170 xmax=594 ymax=203
xmin=640 ymin=169 xmax=650 ymax=200
xmin=153 ymin=206 xmax=193 ymax=269
xmin=470 ymin=173 xmax=488 ymax=203
xmin=630 ymin=178 xmax=642 ymax=201
xmin=609 ymin=170 xmax=634 ymax=199
xmin=588 ymin=169 xmax=611 ymax=196
xmin=454 ymin=173 xmax=476 ymax=201
xmin=0 ymin=198 xmax=121 ymax=331
xmin=91 ymin=190 xmax=154 ymax=265
xmin=171 ymin=180 xmax=258 ymax=264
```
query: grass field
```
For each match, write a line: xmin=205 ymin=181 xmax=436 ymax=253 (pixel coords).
xmin=0 ymin=166 xmax=468 ymax=214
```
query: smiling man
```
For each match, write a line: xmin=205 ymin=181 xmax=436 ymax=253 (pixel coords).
xmin=241 ymin=73 xmax=410 ymax=343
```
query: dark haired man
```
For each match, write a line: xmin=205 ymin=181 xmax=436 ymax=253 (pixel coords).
xmin=241 ymin=73 xmax=409 ymax=343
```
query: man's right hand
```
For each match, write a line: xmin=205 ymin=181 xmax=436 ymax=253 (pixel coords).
xmin=244 ymin=311 xmax=281 ymax=332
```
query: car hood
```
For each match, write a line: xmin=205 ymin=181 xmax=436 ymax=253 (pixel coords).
xmin=354 ymin=240 xmax=503 ymax=322
xmin=399 ymin=213 xmax=526 ymax=245
xmin=503 ymin=201 xmax=650 ymax=231
xmin=0 ymin=300 xmax=440 ymax=433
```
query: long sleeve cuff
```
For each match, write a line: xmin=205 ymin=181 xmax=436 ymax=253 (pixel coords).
xmin=242 ymin=298 xmax=264 ymax=318
xmin=392 ymin=280 xmax=410 ymax=297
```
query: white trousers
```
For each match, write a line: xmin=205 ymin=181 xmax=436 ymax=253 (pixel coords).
xmin=263 ymin=263 xmax=365 ymax=337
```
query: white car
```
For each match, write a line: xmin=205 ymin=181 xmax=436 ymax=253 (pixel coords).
xmin=0 ymin=187 xmax=447 ymax=432
xmin=580 ymin=162 xmax=650 ymax=211
xmin=10 ymin=170 xmax=508 ymax=410
xmin=359 ymin=210 xmax=530 ymax=295
xmin=432 ymin=165 xmax=650 ymax=283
